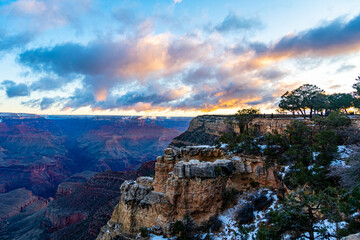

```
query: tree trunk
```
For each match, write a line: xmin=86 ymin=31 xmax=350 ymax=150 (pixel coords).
xmin=309 ymin=230 xmax=315 ymax=240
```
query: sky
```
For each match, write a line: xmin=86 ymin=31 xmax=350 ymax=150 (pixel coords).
xmin=0 ymin=0 xmax=359 ymax=116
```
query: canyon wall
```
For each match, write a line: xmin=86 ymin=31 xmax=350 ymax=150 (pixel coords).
xmin=170 ymin=115 xmax=300 ymax=147
xmin=170 ymin=115 xmax=360 ymax=147
xmin=97 ymin=146 xmax=280 ymax=239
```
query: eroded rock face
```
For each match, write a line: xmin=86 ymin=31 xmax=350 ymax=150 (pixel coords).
xmin=97 ymin=147 xmax=280 ymax=239
xmin=169 ymin=115 xmax=313 ymax=148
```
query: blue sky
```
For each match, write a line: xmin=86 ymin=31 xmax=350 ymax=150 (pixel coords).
xmin=0 ymin=0 xmax=359 ymax=116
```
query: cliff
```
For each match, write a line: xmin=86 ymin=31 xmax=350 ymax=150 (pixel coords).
xmin=97 ymin=146 xmax=280 ymax=239
xmin=169 ymin=115 xmax=300 ymax=147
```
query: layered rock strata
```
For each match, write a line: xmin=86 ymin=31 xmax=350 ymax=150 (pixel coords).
xmin=170 ymin=115 xmax=360 ymax=147
xmin=97 ymin=146 xmax=279 ymax=239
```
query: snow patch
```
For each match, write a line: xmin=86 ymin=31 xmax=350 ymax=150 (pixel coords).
xmin=337 ymin=145 xmax=353 ymax=159
xmin=213 ymin=189 xmax=278 ymax=240
xmin=150 ymin=234 xmax=168 ymax=240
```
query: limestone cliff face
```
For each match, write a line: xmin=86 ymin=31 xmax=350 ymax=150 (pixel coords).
xmin=169 ymin=115 xmax=301 ymax=147
xmin=97 ymin=147 xmax=279 ymax=239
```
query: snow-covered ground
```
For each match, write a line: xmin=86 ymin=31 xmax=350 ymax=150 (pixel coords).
xmin=330 ymin=145 xmax=353 ymax=167
xmin=150 ymin=234 xmax=168 ymax=240
xmin=213 ymin=189 xmax=278 ymax=240
xmin=303 ymin=220 xmax=347 ymax=240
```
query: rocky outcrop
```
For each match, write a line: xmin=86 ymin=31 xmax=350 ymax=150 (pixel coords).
xmin=170 ymin=115 xmax=360 ymax=148
xmin=169 ymin=115 xmax=232 ymax=147
xmin=169 ymin=115 xmax=300 ymax=147
xmin=97 ymin=147 xmax=279 ymax=239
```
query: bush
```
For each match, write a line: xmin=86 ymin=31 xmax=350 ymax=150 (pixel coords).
xmin=238 ymin=224 xmax=250 ymax=240
xmin=139 ymin=227 xmax=149 ymax=237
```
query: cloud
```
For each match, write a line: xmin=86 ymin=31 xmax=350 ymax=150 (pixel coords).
xmin=14 ymin=26 xmax=285 ymax=112
xmin=16 ymin=11 xmax=360 ymax=114
xmin=23 ymin=97 xmax=57 ymax=110
xmin=252 ymin=13 xmax=360 ymax=66
xmin=257 ymin=68 xmax=288 ymax=80
xmin=18 ymin=28 xmax=210 ymax=102
xmin=1 ymin=0 xmax=92 ymax=30
xmin=30 ymin=76 xmax=73 ymax=91
xmin=1 ymin=80 xmax=30 ymax=97
xmin=214 ymin=12 xmax=262 ymax=33
xmin=173 ymin=0 xmax=182 ymax=3
xmin=0 ymin=0 xmax=93 ymax=55
xmin=336 ymin=64 xmax=356 ymax=73
xmin=0 ymin=32 xmax=33 ymax=53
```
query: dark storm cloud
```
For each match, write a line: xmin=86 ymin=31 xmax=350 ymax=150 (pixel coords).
xmin=1 ymin=80 xmax=30 ymax=97
xmin=214 ymin=12 xmax=262 ymax=33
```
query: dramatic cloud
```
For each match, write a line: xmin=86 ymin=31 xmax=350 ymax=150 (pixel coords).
xmin=8 ymin=9 xmax=360 ymax=114
xmin=252 ymin=13 xmax=360 ymax=66
xmin=1 ymin=80 xmax=30 ymax=97
xmin=18 ymin=29 xmax=211 ymax=104
xmin=214 ymin=12 xmax=262 ymax=33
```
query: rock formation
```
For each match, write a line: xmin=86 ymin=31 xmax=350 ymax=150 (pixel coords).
xmin=97 ymin=146 xmax=280 ymax=239
xmin=170 ymin=115 xmax=360 ymax=147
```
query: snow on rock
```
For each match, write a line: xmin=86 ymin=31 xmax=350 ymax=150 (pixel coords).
xmin=330 ymin=145 xmax=353 ymax=167
xmin=150 ymin=234 xmax=168 ymax=240
xmin=213 ymin=189 xmax=278 ymax=240
xmin=337 ymin=145 xmax=353 ymax=160
xmin=303 ymin=219 xmax=347 ymax=240
xmin=330 ymin=160 xmax=348 ymax=167
xmin=278 ymin=165 xmax=291 ymax=179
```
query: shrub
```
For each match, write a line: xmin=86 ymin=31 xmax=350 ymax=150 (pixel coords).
xmin=139 ymin=227 xmax=149 ymax=237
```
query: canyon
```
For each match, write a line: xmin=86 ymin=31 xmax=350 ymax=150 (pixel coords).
xmin=0 ymin=114 xmax=191 ymax=239
xmin=0 ymin=114 xmax=190 ymax=197
xmin=2 ymin=114 xmax=360 ymax=239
